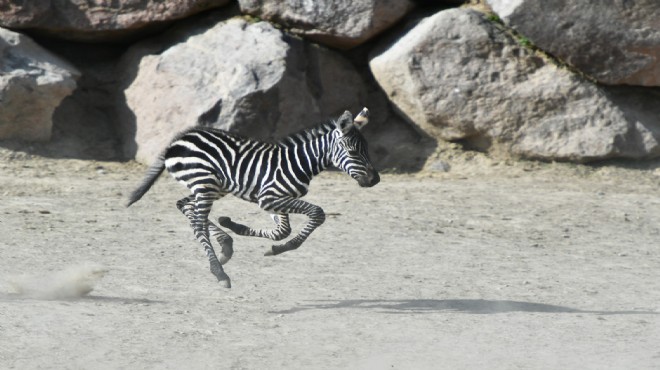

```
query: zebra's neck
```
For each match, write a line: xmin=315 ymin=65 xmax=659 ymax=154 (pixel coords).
xmin=278 ymin=122 xmax=338 ymax=179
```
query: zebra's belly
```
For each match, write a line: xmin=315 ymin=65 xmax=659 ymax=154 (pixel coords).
xmin=233 ymin=191 xmax=259 ymax=203
xmin=228 ymin=180 xmax=262 ymax=203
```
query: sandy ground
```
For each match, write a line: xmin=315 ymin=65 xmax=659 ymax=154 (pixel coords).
xmin=1 ymin=152 xmax=659 ymax=369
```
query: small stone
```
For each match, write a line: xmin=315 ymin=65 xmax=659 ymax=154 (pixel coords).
xmin=428 ymin=160 xmax=451 ymax=172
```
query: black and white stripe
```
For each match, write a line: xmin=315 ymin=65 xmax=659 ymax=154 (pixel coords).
xmin=127 ymin=108 xmax=379 ymax=287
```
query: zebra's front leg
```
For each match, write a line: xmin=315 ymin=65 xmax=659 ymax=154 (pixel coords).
xmin=218 ymin=214 xmax=292 ymax=241
xmin=178 ymin=195 xmax=231 ymax=288
xmin=177 ymin=196 xmax=234 ymax=265
xmin=259 ymin=197 xmax=326 ymax=256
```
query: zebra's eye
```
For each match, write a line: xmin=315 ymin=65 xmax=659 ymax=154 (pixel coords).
xmin=347 ymin=149 xmax=359 ymax=156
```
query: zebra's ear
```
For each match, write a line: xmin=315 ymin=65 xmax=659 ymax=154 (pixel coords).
xmin=336 ymin=110 xmax=354 ymax=135
xmin=353 ymin=107 xmax=369 ymax=130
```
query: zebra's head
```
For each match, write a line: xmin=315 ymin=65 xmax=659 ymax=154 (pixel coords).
xmin=331 ymin=108 xmax=380 ymax=188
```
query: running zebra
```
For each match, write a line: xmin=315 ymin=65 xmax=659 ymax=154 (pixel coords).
xmin=127 ymin=108 xmax=379 ymax=288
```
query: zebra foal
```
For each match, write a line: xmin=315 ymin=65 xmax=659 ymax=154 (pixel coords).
xmin=127 ymin=108 xmax=379 ymax=288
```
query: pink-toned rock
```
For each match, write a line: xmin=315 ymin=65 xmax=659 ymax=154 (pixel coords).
xmin=238 ymin=0 xmax=416 ymax=49
xmin=0 ymin=0 xmax=230 ymax=42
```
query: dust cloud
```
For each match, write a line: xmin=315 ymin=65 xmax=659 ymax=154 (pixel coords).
xmin=5 ymin=262 xmax=108 ymax=300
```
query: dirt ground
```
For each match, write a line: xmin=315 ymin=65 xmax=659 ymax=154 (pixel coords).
xmin=1 ymin=149 xmax=659 ymax=370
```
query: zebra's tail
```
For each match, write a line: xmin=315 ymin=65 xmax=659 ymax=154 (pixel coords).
xmin=126 ymin=154 xmax=166 ymax=207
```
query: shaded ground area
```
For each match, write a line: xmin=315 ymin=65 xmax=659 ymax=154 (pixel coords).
xmin=1 ymin=154 xmax=659 ymax=369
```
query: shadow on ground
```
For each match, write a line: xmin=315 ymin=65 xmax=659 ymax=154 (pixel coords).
xmin=271 ymin=299 xmax=659 ymax=315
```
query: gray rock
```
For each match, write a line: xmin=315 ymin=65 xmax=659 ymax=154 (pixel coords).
xmin=0 ymin=0 xmax=230 ymax=42
xmin=0 ymin=28 xmax=80 ymax=142
xmin=238 ymin=0 xmax=416 ymax=49
xmin=486 ymin=0 xmax=660 ymax=86
xmin=369 ymin=8 xmax=660 ymax=162
xmin=427 ymin=159 xmax=451 ymax=173
xmin=117 ymin=16 xmax=368 ymax=164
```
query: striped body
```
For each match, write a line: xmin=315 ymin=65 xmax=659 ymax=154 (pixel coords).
xmin=128 ymin=108 xmax=379 ymax=287
xmin=164 ymin=124 xmax=335 ymax=204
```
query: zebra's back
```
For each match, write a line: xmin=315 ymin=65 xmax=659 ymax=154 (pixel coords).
xmin=164 ymin=128 xmax=278 ymax=202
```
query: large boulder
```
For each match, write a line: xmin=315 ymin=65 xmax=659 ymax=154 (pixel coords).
xmin=118 ymin=15 xmax=369 ymax=164
xmin=238 ymin=0 xmax=416 ymax=49
xmin=0 ymin=28 xmax=80 ymax=142
xmin=369 ymin=8 xmax=660 ymax=162
xmin=0 ymin=0 xmax=230 ymax=42
xmin=486 ymin=0 xmax=660 ymax=86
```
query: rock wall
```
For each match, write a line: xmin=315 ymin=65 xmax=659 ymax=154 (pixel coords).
xmin=1 ymin=0 xmax=659 ymax=167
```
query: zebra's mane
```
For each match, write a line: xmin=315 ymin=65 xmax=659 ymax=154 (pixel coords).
xmin=175 ymin=117 xmax=339 ymax=146
xmin=281 ymin=119 xmax=337 ymax=143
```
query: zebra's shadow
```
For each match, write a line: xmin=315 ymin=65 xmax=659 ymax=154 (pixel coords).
xmin=270 ymin=298 xmax=659 ymax=315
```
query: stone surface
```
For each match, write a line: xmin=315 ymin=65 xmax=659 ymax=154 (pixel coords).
xmin=0 ymin=0 xmax=230 ymax=42
xmin=486 ymin=0 xmax=660 ymax=86
xmin=369 ymin=8 xmax=660 ymax=162
xmin=0 ymin=28 xmax=80 ymax=142
xmin=117 ymin=15 xmax=370 ymax=164
xmin=238 ymin=0 xmax=416 ymax=49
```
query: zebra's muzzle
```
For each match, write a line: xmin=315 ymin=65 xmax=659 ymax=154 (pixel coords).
xmin=357 ymin=169 xmax=380 ymax=187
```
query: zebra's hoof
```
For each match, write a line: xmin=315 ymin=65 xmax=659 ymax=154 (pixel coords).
xmin=217 ymin=216 xmax=231 ymax=227
xmin=264 ymin=245 xmax=284 ymax=256
xmin=210 ymin=262 xmax=231 ymax=288
xmin=219 ymin=277 xmax=231 ymax=288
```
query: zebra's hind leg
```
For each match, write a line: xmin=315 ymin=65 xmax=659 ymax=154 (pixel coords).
xmin=177 ymin=196 xmax=234 ymax=264
xmin=259 ymin=196 xmax=325 ymax=256
xmin=209 ymin=224 xmax=234 ymax=265
xmin=176 ymin=194 xmax=231 ymax=288
xmin=218 ymin=214 xmax=292 ymax=241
